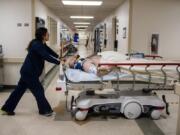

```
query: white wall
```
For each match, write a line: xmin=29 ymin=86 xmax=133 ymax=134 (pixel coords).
xmin=95 ymin=0 xmax=130 ymax=54
xmin=103 ymin=15 xmax=114 ymax=51
xmin=131 ymin=0 xmax=180 ymax=59
xmin=0 ymin=0 xmax=32 ymax=58
xmin=0 ymin=0 xmax=65 ymax=85
xmin=115 ymin=0 xmax=130 ymax=54
xmin=0 ymin=0 xmax=32 ymax=85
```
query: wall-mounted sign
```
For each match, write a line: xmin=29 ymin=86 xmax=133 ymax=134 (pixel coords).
xmin=151 ymin=34 xmax=159 ymax=54
xmin=123 ymin=27 xmax=127 ymax=39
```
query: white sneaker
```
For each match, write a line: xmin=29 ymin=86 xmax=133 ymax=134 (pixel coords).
xmin=40 ymin=111 xmax=56 ymax=117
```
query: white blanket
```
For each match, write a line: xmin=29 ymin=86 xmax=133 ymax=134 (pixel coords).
xmin=65 ymin=68 xmax=175 ymax=84
xmin=98 ymin=51 xmax=179 ymax=80
xmin=65 ymin=68 xmax=133 ymax=82
xmin=65 ymin=51 xmax=179 ymax=83
xmin=98 ymin=51 xmax=129 ymax=63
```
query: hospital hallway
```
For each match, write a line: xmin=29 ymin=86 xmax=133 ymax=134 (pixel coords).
xmin=1 ymin=0 xmax=180 ymax=135
xmin=0 ymin=44 xmax=179 ymax=135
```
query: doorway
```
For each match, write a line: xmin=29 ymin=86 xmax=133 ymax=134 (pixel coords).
xmin=112 ymin=17 xmax=118 ymax=51
xmin=94 ymin=28 xmax=101 ymax=53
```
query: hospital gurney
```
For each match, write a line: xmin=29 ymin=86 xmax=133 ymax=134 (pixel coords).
xmin=56 ymin=57 xmax=180 ymax=121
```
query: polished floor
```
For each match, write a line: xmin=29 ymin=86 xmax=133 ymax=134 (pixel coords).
xmin=0 ymin=44 xmax=179 ymax=135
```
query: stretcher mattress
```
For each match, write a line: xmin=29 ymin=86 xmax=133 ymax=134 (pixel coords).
xmin=65 ymin=68 xmax=133 ymax=82
xmin=65 ymin=68 xmax=176 ymax=83
xmin=64 ymin=51 xmax=179 ymax=83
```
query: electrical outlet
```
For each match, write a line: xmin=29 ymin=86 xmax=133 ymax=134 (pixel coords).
xmin=17 ymin=23 xmax=22 ymax=27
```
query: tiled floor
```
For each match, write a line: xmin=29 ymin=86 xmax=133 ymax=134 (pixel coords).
xmin=0 ymin=44 xmax=179 ymax=135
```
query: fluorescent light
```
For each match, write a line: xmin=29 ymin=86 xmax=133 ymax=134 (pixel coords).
xmin=61 ymin=29 xmax=68 ymax=31
xmin=77 ymin=28 xmax=87 ymax=31
xmin=74 ymin=22 xmax=91 ymax=25
xmin=70 ymin=16 xmax=94 ymax=19
xmin=75 ymin=26 xmax=88 ymax=28
xmin=62 ymin=1 xmax=102 ymax=6
xmin=77 ymin=29 xmax=86 ymax=31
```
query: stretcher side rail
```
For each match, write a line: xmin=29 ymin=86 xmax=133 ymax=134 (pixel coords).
xmin=99 ymin=62 xmax=180 ymax=90
xmin=144 ymin=55 xmax=163 ymax=59
xmin=99 ymin=63 xmax=180 ymax=66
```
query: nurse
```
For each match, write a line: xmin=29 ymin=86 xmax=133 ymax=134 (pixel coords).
xmin=1 ymin=27 xmax=60 ymax=116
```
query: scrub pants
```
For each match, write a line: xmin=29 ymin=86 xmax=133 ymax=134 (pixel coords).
xmin=1 ymin=77 xmax=52 ymax=114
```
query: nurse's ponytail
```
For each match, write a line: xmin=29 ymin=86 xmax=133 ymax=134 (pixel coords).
xmin=27 ymin=27 xmax=48 ymax=51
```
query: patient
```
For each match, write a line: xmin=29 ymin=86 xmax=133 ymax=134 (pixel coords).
xmin=64 ymin=54 xmax=113 ymax=76
xmin=63 ymin=51 xmax=131 ymax=76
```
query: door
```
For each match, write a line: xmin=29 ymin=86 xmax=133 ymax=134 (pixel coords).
xmin=94 ymin=28 xmax=101 ymax=53
xmin=112 ymin=17 xmax=118 ymax=51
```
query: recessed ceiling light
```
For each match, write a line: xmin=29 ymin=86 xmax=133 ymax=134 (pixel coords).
xmin=70 ymin=16 xmax=94 ymax=19
xmin=62 ymin=1 xmax=103 ymax=6
xmin=74 ymin=22 xmax=91 ymax=25
xmin=77 ymin=28 xmax=87 ymax=31
xmin=75 ymin=26 xmax=88 ymax=28
xmin=77 ymin=29 xmax=86 ymax=31
xmin=61 ymin=28 xmax=68 ymax=31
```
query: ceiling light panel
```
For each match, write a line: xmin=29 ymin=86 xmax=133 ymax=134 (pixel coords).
xmin=75 ymin=26 xmax=88 ymax=28
xmin=62 ymin=1 xmax=103 ymax=6
xmin=70 ymin=16 xmax=94 ymax=19
xmin=74 ymin=22 xmax=91 ymax=25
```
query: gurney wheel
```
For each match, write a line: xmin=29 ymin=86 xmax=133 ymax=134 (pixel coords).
xmin=150 ymin=110 xmax=161 ymax=120
xmin=70 ymin=96 xmax=75 ymax=111
xmin=123 ymin=102 xmax=142 ymax=119
xmin=142 ymin=88 xmax=152 ymax=94
xmin=74 ymin=110 xmax=88 ymax=121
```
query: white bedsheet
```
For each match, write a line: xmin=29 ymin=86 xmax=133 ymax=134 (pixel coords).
xmin=98 ymin=51 xmax=179 ymax=71
xmin=100 ymin=58 xmax=179 ymax=79
xmin=65 ymin=68 xmax=176 ymax=83
xmin=65 ymin=68 xmax=133 ymax=82
xmin=65 ymin=51 xmax=179 ymax=83
xmin=98 ymin=51 xmax=128 ymax=63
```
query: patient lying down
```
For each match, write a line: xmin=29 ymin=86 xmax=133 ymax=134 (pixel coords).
xmin=64 ymin=54 xmax=114 ymax=76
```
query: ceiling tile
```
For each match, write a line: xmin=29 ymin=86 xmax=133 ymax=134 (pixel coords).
xmin=41 ymin=0 xmax=124 ymax=30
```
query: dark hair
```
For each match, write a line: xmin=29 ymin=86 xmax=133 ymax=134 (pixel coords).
xmin=27 ymin=27 xmax=48 ymax=51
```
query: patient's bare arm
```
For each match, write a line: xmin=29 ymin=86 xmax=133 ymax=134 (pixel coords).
xmin=65 ymin=54 xmax=113 ymax=76
xmin=82 ymin=60 xmax=95 ymax=72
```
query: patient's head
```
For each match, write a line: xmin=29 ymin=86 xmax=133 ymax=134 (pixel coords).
xmin=69 ymin=58 xmax=76 ymax=68
xmin=65 ymin=54 xmax=81 ymax=68
xmin=65 ymin=56 xmax=77 ymax=68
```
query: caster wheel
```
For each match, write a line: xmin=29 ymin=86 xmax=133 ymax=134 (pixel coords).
xmin=70 ymin=96 xmax=75 ymax=111
xmin=75 ymin=110 xmax=88 ymax=121
xmin=142 ymin=88 xmax=152 ymax=94
xmin=150 ymin=110 xmax=161 ymax=120
xmin=124 ymin=102 xmax=142 ymax=119
xmin=71 ymin=108 xmax=77 ymax=118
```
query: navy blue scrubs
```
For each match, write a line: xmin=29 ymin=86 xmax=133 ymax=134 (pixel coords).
xmin=1 ymin=39 xmax=60 ymax=114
